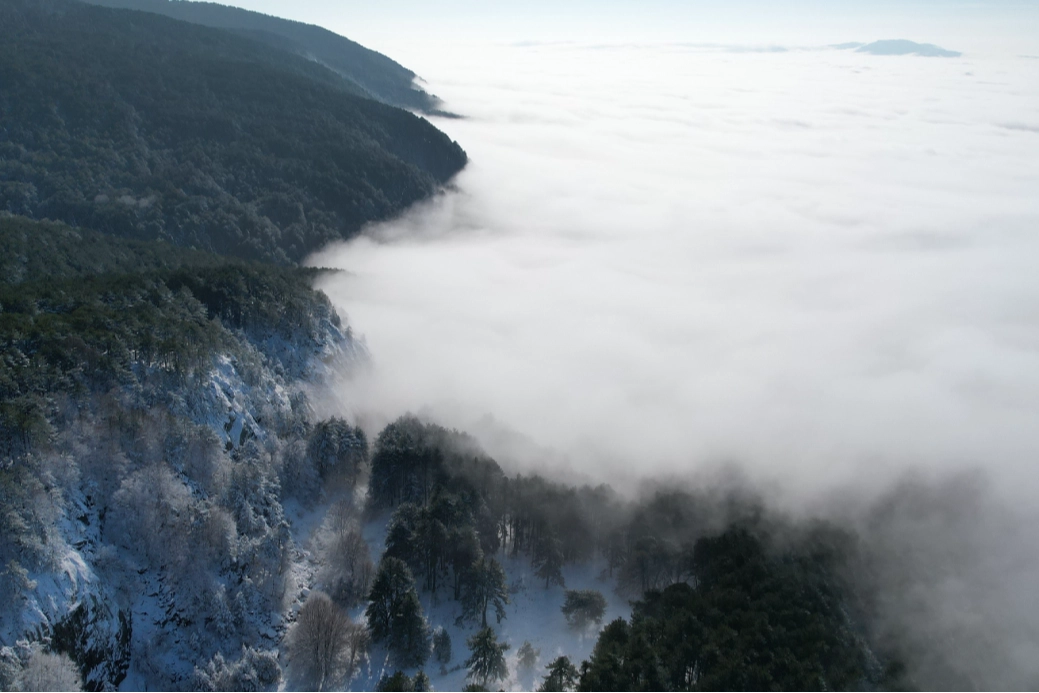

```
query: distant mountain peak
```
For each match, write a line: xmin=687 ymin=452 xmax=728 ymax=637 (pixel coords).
xmin=855 ymin=39 xmax=961 ymax=57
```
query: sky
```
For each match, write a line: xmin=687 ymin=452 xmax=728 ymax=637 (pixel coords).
xmin=220 ymin=0 xmax=1039 ymax=56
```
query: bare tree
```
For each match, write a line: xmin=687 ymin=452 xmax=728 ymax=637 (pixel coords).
xmin=18 ymin=647 xmax=82 ymax=692
xmin=322 ymin=523 xmax=375 ymax=608
xmin=326 ymin=498 xmax=355 ymax=536
xmin=287 ymin=591 xmax=362 ymax=691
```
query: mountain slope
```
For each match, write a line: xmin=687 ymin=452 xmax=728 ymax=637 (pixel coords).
xmin=0 ymin=214 xmax=367 ymax=689
xmin=0 ymin=0 xmax=466 ymax=264
xmin=84 ymin=0 xmax=444 ymax=113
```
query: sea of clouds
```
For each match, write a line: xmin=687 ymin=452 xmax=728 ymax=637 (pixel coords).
xmin=307 ymin=42 xmax=1039 ymax=687
xmin=311 ymin=42 xmax=1039 ymax=502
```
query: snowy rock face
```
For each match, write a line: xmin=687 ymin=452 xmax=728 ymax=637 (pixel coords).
xmin=0 ymin=297 xmax=364 ymax=690
xmin=2 ymin=495 xmax=131 ymax=690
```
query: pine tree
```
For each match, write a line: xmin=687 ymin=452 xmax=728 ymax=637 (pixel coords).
xmin=457 ymin=556 xmax=509 ymax=628
xmin=517 ymin=640 xmax=540 ymax=671
xmin=561 ymin=589 xmax=607 ymax=629
xmin=538 ymin=656 xmax=579 ymax=692
xmin=532 ymin=533 xmax=565 ymax=589
xmin=465 ymin=627 xmax=509 ymax=689
xmin=448 ymin=526 xmax=482 ymax=600
xmin=367 ymin=557 xmax=414 ymax=641
xmin=384 ymin=503 xmax=422 ymax=575
xmin=413 ymin=670 xmax=432 ymax=692
xmin=433 ymin=627 xmax=452 ymax=666
xmin=416 ymin=511 xmax=449 ymax=594
xmin=391 ymin=590 xmax=432 ymax=669
xmin=376 ymin=671 xmax=413 ymax=691
xmin=366 ymin=557 xmax=431 ymax=668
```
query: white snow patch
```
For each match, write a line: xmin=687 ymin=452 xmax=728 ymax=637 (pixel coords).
xmin=342 ymin=519 xmax=631 ymax=691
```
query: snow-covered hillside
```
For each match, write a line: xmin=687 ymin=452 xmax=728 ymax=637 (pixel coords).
xmin=1 ymin=294 xmax=368 ymax=690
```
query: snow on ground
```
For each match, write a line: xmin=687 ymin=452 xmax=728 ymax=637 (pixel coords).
xmin=494 ymin=557 xmax=629 ymax=692
xmin=282 ymin=495 xmax=335 ymax=616
xmin=342 ymin=519 xmax=630 ymax=692
xmin=278 ymin=490 xmax=630 ymax=691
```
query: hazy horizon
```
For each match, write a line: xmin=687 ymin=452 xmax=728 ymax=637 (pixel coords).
xmin=217 ymin=0 xmax=1039 ymax=59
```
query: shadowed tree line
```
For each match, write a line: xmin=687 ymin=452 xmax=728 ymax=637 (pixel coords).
xmin=362 ymin=413 xmax=908 ymax=691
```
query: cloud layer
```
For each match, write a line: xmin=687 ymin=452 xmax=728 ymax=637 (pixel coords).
xmin=305 ymin=42 xmax=1039 ymax=688
xmin=311 ymin=43 xmax=1039 ymax=505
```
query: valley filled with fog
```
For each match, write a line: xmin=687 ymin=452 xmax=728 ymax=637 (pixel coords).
xmin=312 ymin=43 xmax=1039 ymax=505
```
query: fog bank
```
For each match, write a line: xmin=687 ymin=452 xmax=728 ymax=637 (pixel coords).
xmin=302 ymin=41 xmax=1039 ymax=689
xmin=311 ymin=43 xmax=1039 ymax=507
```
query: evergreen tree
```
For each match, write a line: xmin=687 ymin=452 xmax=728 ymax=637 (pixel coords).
xmin=539 ymin=656 xmax=579 ymax=692
xmin=561 ymin=590 xmax=607 ymax=629
xmin=578 ymin=527 xmax=870 ymax=691
xmin=384 ymin=503 xmax=423 ymax=575
xmin=391 ymin=590 xmax=432 ymax=669
xmin=376 ymin=671 xmax=414 ymax=692
xmin=413 ymin=670 xmax=432 ymax=692
xmin=432 ymin=627 xmax=452 ymax=666
xmin=464 ymin=627 xmax=509 ymax=690
xmin=575 ymin=619 xmax=631 ymax=692
xmin=366 ymin=557 xmax=431 ymax=668
xmin=457 ymin=556 xmax=509 ymax=628
xmin=533 ymin=533 xmax=565 ymax=589
xmin=368 ymin=416 xmax=439 ymax=509
xmin=448 ymin=526 xmax=483 ymax=601
xmin=517 ymin=640 xmax=540 ymax=671
xmin=416 ymin=511 xmax=449 ymax=594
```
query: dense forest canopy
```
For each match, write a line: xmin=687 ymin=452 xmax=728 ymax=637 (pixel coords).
xmin=83 ymin=0 xmax=445 ymax=113
xmin=0 ymin=0 xmax=467 ymax=264
xmin=0 ymin=215 xmax=342 ymax=454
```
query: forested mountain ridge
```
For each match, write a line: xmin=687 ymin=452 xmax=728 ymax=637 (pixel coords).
xmin=83 ymin=0 xmax=446 ymax=114
xmin=0 ymin=0 xmax=467 ymax=264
